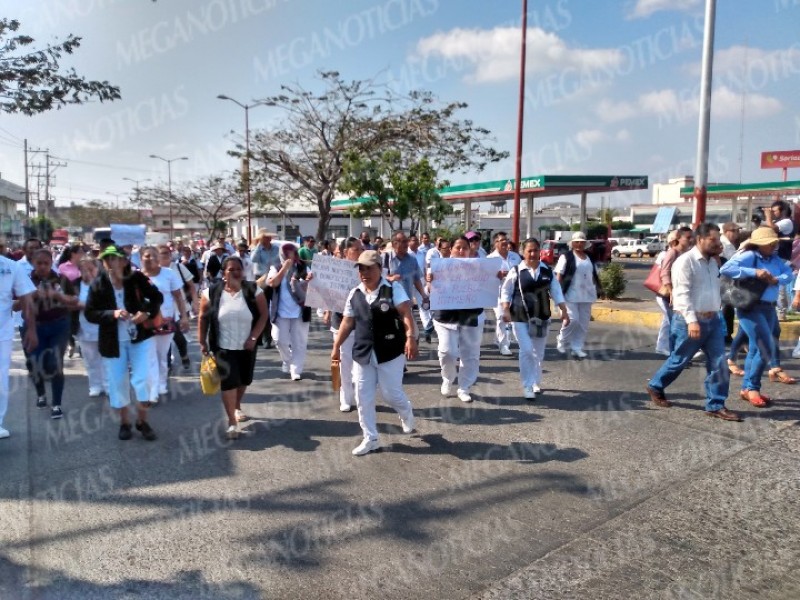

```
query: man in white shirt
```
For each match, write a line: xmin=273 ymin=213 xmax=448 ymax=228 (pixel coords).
xmin=487 ymin=231 xmax=522 ymax=355
xmin=646 ymin=223 xmax=741 ymax=421
xmin=1 ymin=254 xmax=38 ymax=438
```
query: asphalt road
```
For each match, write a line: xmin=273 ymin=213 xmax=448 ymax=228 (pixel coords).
xmin=2 ymin=316 xmax=799 ymax=599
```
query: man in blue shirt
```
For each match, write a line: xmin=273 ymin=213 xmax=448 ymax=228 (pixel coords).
xmin=383 ymin=232 xmax=429 ymax=336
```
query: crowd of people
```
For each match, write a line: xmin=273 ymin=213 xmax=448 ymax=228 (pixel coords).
xmin=1 ymin=211 xmax=799 ymax=454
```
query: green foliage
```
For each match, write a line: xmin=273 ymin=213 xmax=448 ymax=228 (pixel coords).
xmin=610 ymin=220 xmax=634 ymax=230
xmin=598 ymin=207 xmax=619 ymax=226
xmin=586 ymin=224 xmax=609 ymax=239
xmin=27 ymin=216 xmax=54 ymax=241
xmin=0 ymin=19 xmax=120 ymax=115
xmin=340 ymin=150 xmax=451 ymax=232
xmin=598 ymin=262 xmax=626 ymax=300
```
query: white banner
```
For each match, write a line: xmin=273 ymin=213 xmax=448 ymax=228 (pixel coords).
xmin=429 ymin=257 xmax=502 ymax=310
xmin=110 ymin=224 xmax=146 ymax=247
xmin=305 ymin=254 xmax=361 ymax=312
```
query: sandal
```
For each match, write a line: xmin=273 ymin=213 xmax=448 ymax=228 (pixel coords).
xmin=727 ymin=360 xmax=744 ymax=377
xmin=768 ymin=368 xmax=797 ymax=385
xmin=739 ymin=390 xmax=770 ymax=408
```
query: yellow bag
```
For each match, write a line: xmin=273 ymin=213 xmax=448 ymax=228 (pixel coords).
xmin=200 ymin=355 xmax=221 ymax=395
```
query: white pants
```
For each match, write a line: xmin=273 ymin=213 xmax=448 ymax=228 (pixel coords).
xmin=0 ymin=339 xmax=11 ymax=427
xmin=512 ymin=321 xmax=548 ymax=388
xmin=354 ymin=354 xmax=413 ymax=441
xmin=273 ymin=317 xmax=310 ymax=375
xmin=332 ymin=329 xmax=355 ymax=408
xmin=150 ymin=333 xmax=174 ymax=397
xmin=557 ymin=302 xmax=593 ymax=352
xmin=655 ymin=296 xmax=671 ymax=354
xmin=78 ymin=340 xmax=108 ymax=395
xmin=413 ymin=287 xmax=433 ymax=331
xmin=493 ymin=306 xmax=513 ymax=348
xmin=434 ymin=321 xmax=482 ymax=392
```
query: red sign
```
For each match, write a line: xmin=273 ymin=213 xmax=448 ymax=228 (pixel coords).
xmin=761 ymin=150 xmax=800 ymax=169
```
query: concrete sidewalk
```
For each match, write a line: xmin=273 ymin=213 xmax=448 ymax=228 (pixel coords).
xmin=1 ymin=319 xmax=798 ymax=599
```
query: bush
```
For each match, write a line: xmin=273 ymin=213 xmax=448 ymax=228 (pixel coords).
xmin=598 ymin=262 xmax=626 ymax=299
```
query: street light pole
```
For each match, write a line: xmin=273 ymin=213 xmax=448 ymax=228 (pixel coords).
xmin=511 ymin=0 xmax=528 ymax=245
xmin=122 ymin=177 xmax=151 ymax=206
xmin=217 ymin=94 xmax=265 ymax=244
xmin=150 ymin=155 xmax=188 ymax=241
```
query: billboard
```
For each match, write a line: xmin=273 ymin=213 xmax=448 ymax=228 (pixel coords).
xmin=761 ymin=150 xmax=800 ymax=169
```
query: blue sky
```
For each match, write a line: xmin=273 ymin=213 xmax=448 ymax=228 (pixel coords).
xmin=1 ymin=0 xmax=798 ymax=210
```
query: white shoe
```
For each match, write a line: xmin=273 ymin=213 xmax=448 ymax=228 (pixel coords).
xmin=281 ymin=362 xmax=289 ymax=373
xmin=556 ymin=342 xmax=567 ymax=355
xmin=572 ymin=349 xmax=588 ymax=359
xmin=692 ymin=350 xmax=704 ymax=361
xmin=792 ymin=344 xmax=800 ymax=359
xmin=532 ymin=384 xmax=541 ymax=394
xmin=0 ymin=426 xmax=9 ymax=439
xmin=523 ymin=387 xmax=536 ymax=400
xmin=149 ymin=397 xmax=159 ymax=405
xmin=352 ymin=438 xmax=380 ymax=456
xmin=235 ymin=409 xmax=248 ymax=422
xmin=655 ymin=349 xmax=670 ymax=357
xmin=290 ymin=368 xmax=301 ymax=381
xmin=499 ymin=345 xmax=512 ymax=356
xmin=88 ymin=389 xmax=102 ymax=398
xmin=400 ymin=414 xmax=415 ymax=433
xmin=457 ymin=389 xmax=472 ymax=403
xmin=440 ymin=380 xmax=453 ymax=397
xmin=226 ymin=425 xmax=239 ymax=440
xmin=339 ymin=403 xmax=354 ymax=413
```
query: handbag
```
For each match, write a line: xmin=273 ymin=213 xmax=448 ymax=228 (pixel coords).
xmin=720 ymin=253 xmax=768 ymax=311
xmin=200 ymin=355 xmax=221 ymax=395
xmin=643 ymin=262 xmax=662 ymax=294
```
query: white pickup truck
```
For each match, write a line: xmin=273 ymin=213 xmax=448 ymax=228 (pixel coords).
xmin=611 ymin=238 xmax=658 ymax=258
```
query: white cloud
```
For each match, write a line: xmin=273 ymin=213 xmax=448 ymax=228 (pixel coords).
xmin=711 ymin=85 xmax=782 ymax=119
xmin=616 ymin=129 xmax=632 ymax=142
xmin=596 ymin=99 xmax=638 ymax=123
xmin=628 ymin=0 xmax=702 ymax=19
xmin=575 ymin=129 xmax=606 ymax=146
xmin=685 ymin=45 xmax=800 ymax=89
xmin=73 ymin=138 xmax=112 ymax=153
xmin=415 ymin=26 xmax=623 ymax=84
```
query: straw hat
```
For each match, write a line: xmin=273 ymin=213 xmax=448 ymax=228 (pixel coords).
xmin=569 ymin=231 xmax=592 ymax=246
xmin=745 ymin=226 xmax=779 ymax=246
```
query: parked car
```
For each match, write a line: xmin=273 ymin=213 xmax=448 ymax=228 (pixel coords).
xmin=540 ymin=240 xmax=569 ymax=266
xmin=642 ymin=236 xmax=666 ymax=254
xmin=612 ymin=239 xmax=656 ymax=258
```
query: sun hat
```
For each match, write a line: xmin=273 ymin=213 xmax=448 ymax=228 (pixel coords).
xmin=569 ymin=231 xmax=592 ymax=246
xmin=355 ymin=250 xmax=381 ymax=267
xmin=210 ymin=241 xmax=225 ymax=251
xmin=666 ymin=230 xmax=679 ymax=244
xmin=98 ymin=245 xmax=126 ymax=260
xmin=464 ymin=231 xmax=480 ymax=241
xmin=745 ymin=226 xmax=779 ymax=246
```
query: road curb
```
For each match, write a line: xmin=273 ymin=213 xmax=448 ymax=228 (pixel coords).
xmin=592 ymin=305 xmax=800 ymax=342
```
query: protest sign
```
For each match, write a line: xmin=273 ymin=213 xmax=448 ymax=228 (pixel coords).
xmin=429 ymin=257 xmax=502 ymax=310
xmin=305 ymin=254 xmax=361 ymax=312
xmin=110 ymin=224 xmax=146 ymax=247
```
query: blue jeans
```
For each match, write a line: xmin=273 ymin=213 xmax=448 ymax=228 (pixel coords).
xmin=24 ymin=317 xmax=71 ymax=407
xmin=649 ymin=313 xmax=729 ymax=412
xmin=737 ymin=303 xmax=780 ymax=392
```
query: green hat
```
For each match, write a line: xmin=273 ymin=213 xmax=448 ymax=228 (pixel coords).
xmin=98 ymin=245 xmax=127 ymax=260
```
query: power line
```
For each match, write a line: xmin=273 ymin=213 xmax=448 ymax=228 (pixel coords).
xmin=49 ymin=155 xmax=151 ymax=173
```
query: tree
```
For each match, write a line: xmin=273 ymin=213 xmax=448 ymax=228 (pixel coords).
xmin=340 ymin=150 xmax=451 ymax=233
xmin=139 ymin=175 xmax=241 ymax=243
xmin=598 ymin=208 xmax=619 ymax=226
xmin=0 ymin=18 xmax=120 ymax=115
xmin=245 ymin=71 xmax=506 ymax=241
xmin=65 ymin=200 xmax=140 ymax=229
xmin=27 ymin=216 xmax=54 ymax=241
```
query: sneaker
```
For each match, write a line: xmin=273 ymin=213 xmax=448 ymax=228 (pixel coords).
xmin=572 ymin=349 xmax=588 ymax=359
xmin=792 ymin=343 xmax=800 ymax=359
xmin=281 ymin=362 xmax=290 ymax=374
xmin=118 ymin=424 xmax=133 ymax=441
xmin=290 ymin=369 xmax=302 ymax=381
xmin=692 ymin=350 xmax=704 ymax=361
xmin=135 ymin=421 xmax=157 ymax=441
xmin=226 ymin=425 xmax=239 ymax=440
xmin=400 ymin=414 xmax=415 ymax=434
xmin=457 ymin=389 xmax=472 ymax=403
xmin=352 ymin=438 xmax=380 ymax=456
xmin=532 ymin=384 xmax=542 ymax=394
xmin=339 ymin=403 xmax=354 ymax=413
xmin=67 ymin=344 xmax=75 ymax=359
xmin=655 ymin=348 xmax=671 ymax=357
xmin=523 ymin=387 xmax=536 ymax=400
xmin=50 ymin=406 xmax=63 ymax=419
xmin=88 ymin=389 xmax=102 ymax=398
xmin=235 ymin=409 xmax=248 ymax=422
xmin=440 ymin=380 xmax=453 ymax=397
xmin=36 ymin=396 xmax=47 ymax=409
xmin=0 ymin=426 xmax=10 ymax=439
xmin=556 ymin=342 xmax=567 ymax=355
xmin=499 ymin=345 xmax=512 ymax=356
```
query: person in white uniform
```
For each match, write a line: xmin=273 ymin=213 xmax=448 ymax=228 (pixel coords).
xmin=500 ymin=238 xmax=569 ymax=399
xmin=487 ymin=231 xmax=522 ymax=356
xmin=267 ymin=243 xmax=311 ymax=380
xmin=75 ymin=257 xmax=108 ymax=397
xmin=0 ymin=251 xmax=37 ymax=439
xmin=555 ymin=231 xmax=602 ymax=359
xmin=323 ymin=237 xmax=363 ymax=412
xmin=428 ymin=236 xmax=484 ymax=403
xmin=332 ymin=250 xmax=417 ymax=456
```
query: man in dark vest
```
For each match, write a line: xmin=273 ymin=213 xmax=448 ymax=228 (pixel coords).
xmin=331 ymin=250 xmax=418 ymax=456
xmin=765 ymin=199 xmax=796 ymax=320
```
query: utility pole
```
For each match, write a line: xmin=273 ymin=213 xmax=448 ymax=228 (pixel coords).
xmin=23 ymin=139 xmax=30 ymax=218
xmin=692 ymin=0 xmax=717 ymax=225
xmin=511 ymin=0 xmax=528 ymax=245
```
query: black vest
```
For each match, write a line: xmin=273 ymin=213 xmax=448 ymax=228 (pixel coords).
xmin=778 ymin=220 xmax=796 ymax=260
xmin=433 ymin=308 xmax=482 ymax=327
xmin=206 ymin=281 xmax=260 ymax=352
xmin=510 ymin=265 xmax=553 ymax=322
xmin=350 ymin=284 xmax=406 ymax=366
xmin=559 ymin=251 xmax=601 ymax=296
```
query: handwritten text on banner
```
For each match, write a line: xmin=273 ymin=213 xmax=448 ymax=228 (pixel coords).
xmin=305 ymin=254 xmax=361 ymax=312
xmin=429 ymin=257 xmax=502 ymax=310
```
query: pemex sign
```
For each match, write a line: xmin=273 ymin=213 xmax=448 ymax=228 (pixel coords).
xmin=761 ymin=150 xmax=800 ymax=169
